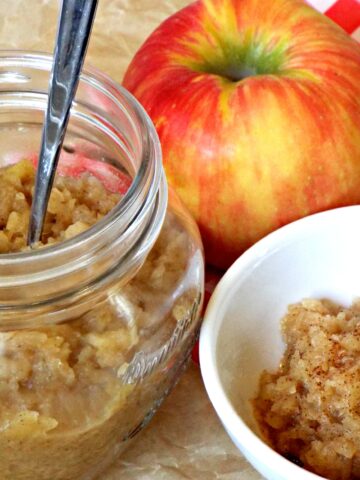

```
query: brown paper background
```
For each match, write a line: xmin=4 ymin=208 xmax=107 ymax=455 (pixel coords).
xmin=0 ymin=1 xmax=262 ymax=478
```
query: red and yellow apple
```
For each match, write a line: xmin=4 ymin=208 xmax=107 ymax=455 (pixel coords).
xmin=123 ymin=0 xmax=360 ymax=269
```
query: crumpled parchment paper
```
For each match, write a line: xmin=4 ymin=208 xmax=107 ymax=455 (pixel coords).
xmin=104 ymin=363 xmax=260 ymax=480
xmin=0 ymin=0 xmax=190 ymax=83
xmin=0 ymin=1 xmax=262 ymax=478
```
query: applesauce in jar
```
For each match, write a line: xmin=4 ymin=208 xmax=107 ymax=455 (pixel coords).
xmin=0 ymin=53 xmax=204 ymax=480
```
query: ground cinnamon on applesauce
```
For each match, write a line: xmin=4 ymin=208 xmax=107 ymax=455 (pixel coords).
xmin=0 ymin=159 xmax=198 ymax=479
xmin=254 ymin=299 xmax=360 ymax=480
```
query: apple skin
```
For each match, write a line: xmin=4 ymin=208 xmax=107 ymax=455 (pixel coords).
xmin=123 ymin=0 xmax=360 ymax=269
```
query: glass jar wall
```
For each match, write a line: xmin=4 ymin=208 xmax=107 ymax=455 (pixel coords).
xmin=0 ymin=52 xmax=204 ymax=480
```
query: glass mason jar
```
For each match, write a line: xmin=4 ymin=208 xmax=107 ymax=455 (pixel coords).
xmin=0 ymin=52 xmax=204 ymax=480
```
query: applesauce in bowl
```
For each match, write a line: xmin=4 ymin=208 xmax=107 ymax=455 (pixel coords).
xmin=200 ymin=206 xmax=360 ymax=480
xmin=254 ymin=298 xmax=360 ymax=479
xmin=0 ymin=52 xmax=204 ymax=480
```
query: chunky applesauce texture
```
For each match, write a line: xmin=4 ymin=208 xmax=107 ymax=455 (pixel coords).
xmin=254 ymin=299 xmax=360 ymax=480
xmin=0 ymin=159 xmax=121 ymax=252
xmin=0 ymin=160 xmax=198 ymax=479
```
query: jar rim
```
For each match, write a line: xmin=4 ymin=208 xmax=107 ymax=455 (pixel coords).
xmin=0 ymin=50 xmax=164 ymax=266
xmin=0 ymin=50 xmax=168 ymax=313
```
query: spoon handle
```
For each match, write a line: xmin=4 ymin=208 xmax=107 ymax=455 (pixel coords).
xmin=28 ymin=0 xmax=98 ymax=246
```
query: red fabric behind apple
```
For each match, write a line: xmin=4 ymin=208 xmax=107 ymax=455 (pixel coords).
xmin=325 ymin=0 xmax=360 ymax=34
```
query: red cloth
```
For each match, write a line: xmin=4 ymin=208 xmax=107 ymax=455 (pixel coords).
xmin=326 ymin=0 xmax=360 ymax=34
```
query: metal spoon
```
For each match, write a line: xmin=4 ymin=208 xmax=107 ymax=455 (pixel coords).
xmin=28 ymin=0 xmax=98 ymax=246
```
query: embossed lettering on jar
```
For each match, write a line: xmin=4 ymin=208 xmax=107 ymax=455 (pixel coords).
xmin=0 ymin=52 xmax=204 ymax=480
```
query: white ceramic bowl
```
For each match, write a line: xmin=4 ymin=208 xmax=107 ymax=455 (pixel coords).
xmin=200 ymin=206 xmax=360 ymax=480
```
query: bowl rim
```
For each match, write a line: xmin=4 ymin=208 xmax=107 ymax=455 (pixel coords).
xmin=199 ymin=206 xmax=360 ymax=480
